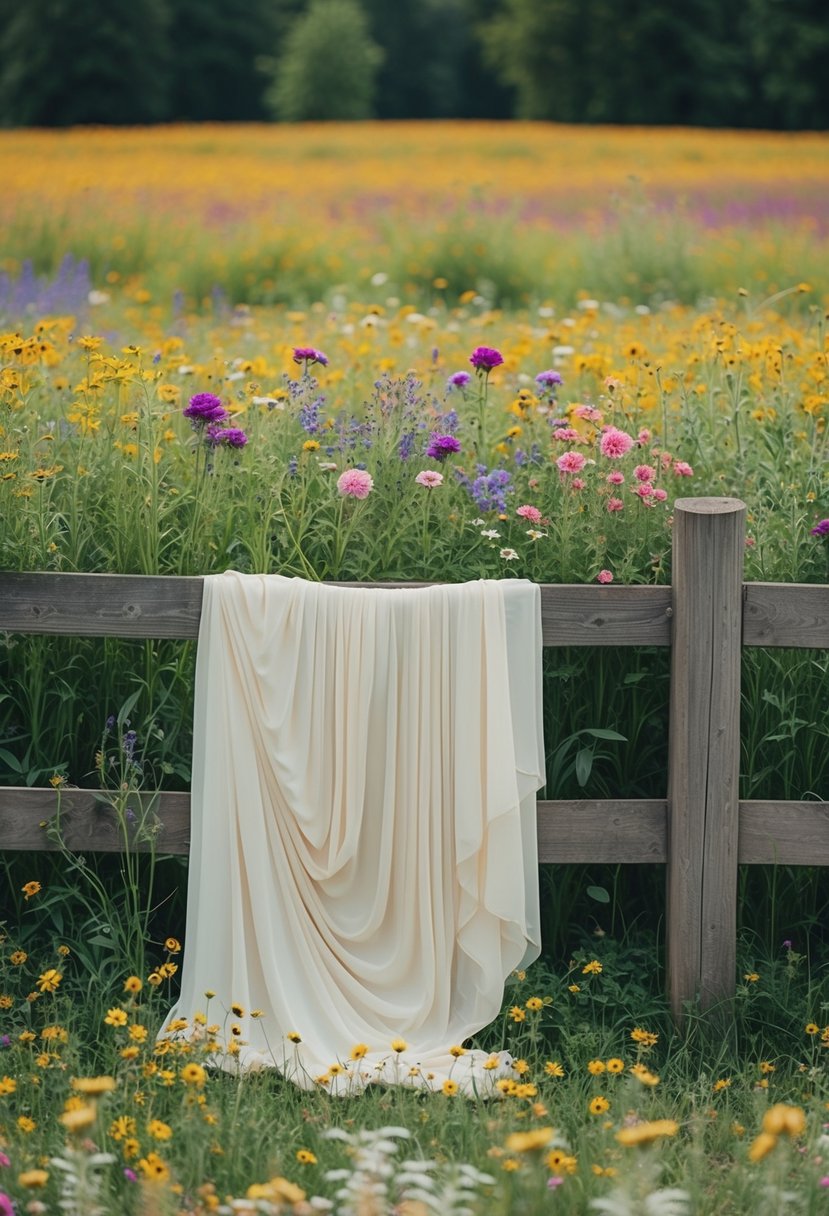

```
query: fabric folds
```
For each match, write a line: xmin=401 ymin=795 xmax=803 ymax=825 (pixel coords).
xmin=160 ymin=573 xmax=545 ymax=1095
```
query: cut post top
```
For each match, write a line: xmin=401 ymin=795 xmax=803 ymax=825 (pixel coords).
xmin=673 ymin=497 xmax=746 ymax=515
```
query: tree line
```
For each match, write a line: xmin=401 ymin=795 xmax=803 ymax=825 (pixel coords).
xmin=0 ymin=0 xmax=826 ymax=129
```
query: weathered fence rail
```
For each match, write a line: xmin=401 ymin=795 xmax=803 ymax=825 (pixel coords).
xmin=1 ymin=497 xmax=827 ymax=1020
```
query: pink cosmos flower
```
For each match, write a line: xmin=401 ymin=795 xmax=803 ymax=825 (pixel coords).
xmin=673 ymin=461 xmax=694 ymax=476
xmin=556 ymin=451 xmax=587 ymax=474
xmin=516 ymin=504 xmax=542 ymax=524
xmin=634 ymin=464 xmax=656 ymax=482
xmin=606 ymin=470 xmax=625 ymax=485
xmin=597 ymin=570 xmax=614 ymax=584
xmin=606 ymin=497 xmax=624 ymax=512
xmin=337 ymin=469 xmax=374 ymax=499
xmin=653 ymin=487 xmax=668 ymax=502
xmin=599 ymin=427 xmax=635 ymax=458
xmin=415 ymin=470 xmax=444 ymax=489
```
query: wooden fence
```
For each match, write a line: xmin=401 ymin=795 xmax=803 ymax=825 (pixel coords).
xmin=1 ymin=497 xmax=827 ymax=1020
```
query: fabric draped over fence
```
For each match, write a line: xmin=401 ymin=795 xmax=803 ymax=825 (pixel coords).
xmin=159 ymin=572 xmax=545 ymax=1094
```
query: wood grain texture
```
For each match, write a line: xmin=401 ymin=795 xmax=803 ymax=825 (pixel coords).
xmin=0 ymin=572 xmax=673 ymax=646
xmin=739 ymin=801 xmax=829 ymax=865
xmin=743 ymin=582 xmax=829 ymax=648
xmin=537 ymin=800 xmax=667 ymax=862
xmin=0 ymin=788 xmax=191 ymax=853
xmin=667 ymin=498 xmax=745 ymax=1018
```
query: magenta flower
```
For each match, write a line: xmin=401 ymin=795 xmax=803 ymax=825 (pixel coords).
xmin=516 ymin=504 xmax=542 ymax=524
xmin=184 ymin=392 xmax=229 ymax=425
xmin=208 ymin=426 xmax=248 ymax=449
xmin=0 ymin=1194 xmax=12 ymax=1216
xmin=599 ymin=427 xmax=635 ymax=458
xmin=653 ymin=487 xmax=668 ymax=502
xmin=415 ymin=470 xmax=444 ymax=488
xmin=597 ymin=570 xmax=614 ymax=584
xmin=606 ymin=497 xmax=624 ymax=512
xmin=673 ymin=460 xmax=694 ymax=477
xmin=426 ymin=433 xmax=461 ymax=461
xmin=553 ymin=427 xmax=581 ymax=443
xmin=556 ymin=451 xmax=587 ymax=474
xmin=337 ymin=468 xmax=374 ymax=499
xmin=292 ymin=346 xmax=329 ymax=367
xmin=810 ymin=519 xmax=829 ymax=537
xmin=447 ymin=371 xmax=472 ymax=388
xmin=633 ymin=464 xmax=656 ymax=482
xmin=638 ymin=427 xmax=652 ymax=444
xmin=469 ymin=346 xmax=504 ymax=372
xmin=606 ymin=470 xmax=625 ymax=485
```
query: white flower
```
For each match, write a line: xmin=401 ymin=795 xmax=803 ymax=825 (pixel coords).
xmin=481 ymin=529 xmax=500 ymax=539
xmin=499 ymin=548 xmax=519 ymax=561
xmin=526 ymin=529 xmax=546 ymax=540
xmin=552 ymin=344 xmax=575 ymax=357
xmin=252 ymin=396 xmax=284 ymax=409
xmin=370 ymin=272 xmax=388 ymax=286
xmin=577 ymin=299 xmax=600 ymax=309
xmin=87 ymin=290 xmax=110 ymax=306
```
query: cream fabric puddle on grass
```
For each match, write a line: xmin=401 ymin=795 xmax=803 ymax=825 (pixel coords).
xmin=159 ymin=572 xmax=545 ymax=1095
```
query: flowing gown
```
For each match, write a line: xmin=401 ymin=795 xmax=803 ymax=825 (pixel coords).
xmin=159 ymin=572 xmax=545 ymax=1095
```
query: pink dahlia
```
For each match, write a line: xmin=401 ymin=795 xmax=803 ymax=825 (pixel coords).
xmin=556 ymin=451 xmax=587 ymax=474
xmin=599 ymin=427 xmax=635 ymax=459
xmin=337 ymin=469 xmax=374 ymax=499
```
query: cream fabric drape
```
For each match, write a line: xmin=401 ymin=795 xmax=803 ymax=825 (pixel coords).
xmin=160 ymin=573 xmax=545 ymax=1095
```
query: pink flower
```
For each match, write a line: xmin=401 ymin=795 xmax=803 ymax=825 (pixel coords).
xmin=0 ymin=1195 xmax=12 ymax=1216
xmin=660 ymin=451 xmax=673 ymax=468
xmin=606 ymin=470 xmax=625 ymax=486
xmin=337 ymin=469 xmax=374 ymax=499
xmin=638 ymin=428 xmax=652 ymax=444
xmin=653 ymin=487 xmax=668 ymax=502
xmin=634 ymin=464 xmax=656 ymax=482
xmin=599 ymin=427 xmax=635 ymax=458
xmin=556 ymin=451 xmax=587 ymax=474
xmin=597 ymin=570 xmax=614 ymax=584
xmin=553 ymin=427 xmax=581 ymax=442
xmin=516 ymin=504 xmax=542 ymax=524
xmin=673 ymin=460 xmax=694 ymax=476
xmin=606 ymin=497 xmax=624 ymax=512
xmin=632 ymin=483 xmax=655 ymax=499
xmin=819 ymin=1177 xmax=829 ymax=1188
xmin=571 ymin=477 xmax=586 ymax=490
xmin=548 ymin=1177 xmax=565 ymax=1189
xmin=415 ymin=470 xmax=444 ymax=489
xmin=573 ymin=405 xmax=603 ymax=422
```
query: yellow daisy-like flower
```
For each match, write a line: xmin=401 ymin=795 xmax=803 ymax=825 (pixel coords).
xmin=123 ymin=976 xmax=143 ymax=994
xmin=10 ymin=950 xmax=27 ymax=965
xmin=231 ymin=1003 xmax=245 ymax=1018
xmin=287 ymin=1031 xmax=302 ymax=1043
xmin=104 ymin=1008 xmax=128 ymax=1028
xmin=60 ymin=1105 xmax=97 ymax=1133
xmin=587 ymin=1059 xmax=606 ymax=1075
xmin=147 ymin=1119 xmax=173 ymax=1141
xmin=483 ymin=1055 xmax=501 ymax=1071
xmin=449 ymin=1045 xmax=467 ymax=1057
xmin=713 ymin=1078 xmax=731 ymax=1092
xmin=509 ymin=1006 xmax=526 ymax=1023
xmin=22 ymin=881 xmax=42 ymax=900
xmin=505 ymin=1128 xmax=555 ymax=1153
xmin=805 ymin=1023 xmax=819 ymax=1035
xmin=589 ymin=1096 xmax=610 ymax=1115
xmin=138 ymin=1151 xmax=170 ymax=1183
xmin=37 ymin=969 xmax=62 ymax=993
xmin=748 ymin=1132 xmax=778 ymax=1162
xmin=606 ymin=1058 xmax=625 ymax=1074
xmin=759 ymin=1061 xmax=775 ymax=1075
xmin=181 ymin=1063 xmax=207 ymax=1086
xmin=0 ymin=1076 xmax=17 ymax=1095
xmin=442 ymin=1079 xmax=459 ymax=1096
xmin=616 ymin=1119 xmax=679 ymax=1147
xmin=17 ymin=1115 xmax=36 ymax=1132
xmin=743 ymin=972 xmax=760 ymax=983
xmin=72 ymin=1075 xmax=117 ymax=1096
xmin=629 ymin=1063 xmax=660 ymax=1086
xmin=349 ymin=1043 xmax=369 ymax=1060
xmin=18 ymin=1169 xmax=49 ymax=1188
xmin=568 ymin=984 xmax=581 ymax=994
xmin=545 ymin=1061 xmax=565 ymax=1078
xmin=762 ymin=1104 xmax=806 ymax=1138
xmin=296 ymin=1149 xmax=317 ymax=1165
xmin=582 ymin=960 xmax=603 ymax=975
xmin=390 ymin=1038 xmax=407 ymax=1053
xmin=525 ymin=997 xmax=544 ymax=1012
xmin=630 ymin=1027 xmax=658 ymax=1047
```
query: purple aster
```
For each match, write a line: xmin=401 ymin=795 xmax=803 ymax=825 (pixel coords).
xmin=292 ymin=346 xmax=329 ymax=367
xmin=535 ymin=369 xmax=563 ymax=388
xmin=810 ymin=519 xmax=829 ymax=537
xmin=426 ymin=432 xmax=462 ymax=461
xmin=469 ymin=346 xmax=504 ymax=372
xmin=184 ymin=392 xmax=229 ymax=425
xmin=447 ymin=370 xmax=471 ymax=389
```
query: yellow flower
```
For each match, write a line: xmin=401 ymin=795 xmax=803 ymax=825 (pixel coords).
xmin=60 ymin=1105 xmax=97 ymax=1133
xmin=805 ymin=1023 xmax=819 ymax=1035
xmin=104 ymin=1008 xmax=128 ymax=1027
xmin=138 ymin=1151 xmax=170 ymax=1183
xmin=442 ymin=1079 xmax=459 ymax=1096
xmin=616 ymin=1119 xmax=679 ymax=1146
xmin=606 ymin=1058 xmax=625 ymax=1073
xmin=629 ymin=1063 xmax=660 ymax=1086
xmin=525 ymin=997 xmax=543 ymax=1012
xmin=759 ymin=1061 xmax=775 ymax=1074
xmin=181 ymin=1063 xmax=207 ymax=1086
xmin=545 ymin=1061 xmax=565 ymax=1078
xmin=390 ymin=1038 xmax=407 ymax=1053
xmin=505 ymin=1128 xmax=555 ymax=1153
xmin=582 ymin=960 xmax=603 ymax=975
xmin=128 ymin=1024 xmax=148 ymax=1042
xmin=17 ymin=1115 xmax=37 ymax=1132
xmin=296 ymin=1149 xmax=317 ymax=1165
xmin=123 ymin=976 xmax=143 ymax=993
xmin=587 ymin=1059 xmax=606 ymax=1075
xmin=630 ymin=1027 xmax=658 ymax=1047
xmin=713 ymin=1078 xmax=731 ymax=1092
xmin=350 ymin=1043 xmax=369 ymax=1060
xmin=743 ymin=972 xmax=760 ymax=983
xmin=512 ymin=1058 xmax=529 ymax=1075
xmin=10 ymin=950 xmax=27 ymax=965
xmin=120 ymin=1046 xmax=140 ymax=1060
xmin=589 ymin=1096 xmax=610 ymax=1115
xmin=568 ymin=984 xmax=581 ymax=993
xmin=147 ymin=1119 xmax=173 ymax=1141
xmin=18 ymin=1169 xmax=49 ymax=1188
xmin=762 ymin=1104 xmax=806 ymax=1138
xmin=0 ymin=996 xmax=13 ymax=1010
xmin=37 ymin=969 xmax=62 ymax=992
xmin=72 ymin=1076 xmax=117 ymax=1095
xmin=501 ymin=1158 xmax=521 ymax=1172
xmin=509 ymin=1006 xmax=526 ymax=1023
xmin=22 ymin=881 xmax=41 ymax=900
xmin=303 ymin=439 xmax=320 ymax=451
xmin=287 ymin=1031 xmax=302 ymax=1043
xmin=449 ymin=1044 xmax=467 ymax=1057
xmin=158 ymin=962 xmax=178 ymax=978
xmin=0 ymin=1076 xmax=17 ymax=1095
xmin=748 ymin=1132 xmax=778 ymax=1162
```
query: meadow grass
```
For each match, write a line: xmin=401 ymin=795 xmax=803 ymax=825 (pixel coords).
xmin=0 ymin=121 xmax=828 ymax=1214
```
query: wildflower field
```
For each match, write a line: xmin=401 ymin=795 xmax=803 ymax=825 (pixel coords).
xmin=1 ymin=122 xmax=828 ymax=1214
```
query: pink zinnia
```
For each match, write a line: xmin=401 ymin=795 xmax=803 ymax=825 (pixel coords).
xmin=606 ymin=497 xmax=624 ymax=512
xmin=673 ymin=460 xmax=694 ymax=477
xmin=556 ymin=451 xmax=587 ymax=474
xmin=597 ymin=570 xmax=614 ymax=584
xmin=634 ymin=464 xmax=656 ymax=482
xmin=337 ymin=469 xmax=374 ymax=499
xmin=516 ymin=504 xmax=542 ymax=524
xmin=606 ymin=470 xmax=625 ymax=486
xmin=599 ymin=427 xmax=634 ymax=459
xmin=415 ymin=470 xmax=443 ymax=489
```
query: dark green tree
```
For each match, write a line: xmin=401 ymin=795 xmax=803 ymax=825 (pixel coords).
xmin=264 ymin=0 xmax=383 ymax=121
xmin=0 ymin=0 xmax=171 ymax=126
xmin=168 ymin=0 xmax=278 ymax=121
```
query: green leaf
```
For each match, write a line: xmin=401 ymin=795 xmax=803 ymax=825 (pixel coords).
xmin=586 ymin=885 xmax=610 ymax=903
xmin=575 ymin=746 xmax=594 ymax=787
xmin=583 ymin=728 xmax=627 ymax=742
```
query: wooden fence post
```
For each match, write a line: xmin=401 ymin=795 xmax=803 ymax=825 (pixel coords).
xmin=667 ymin=497 xmax=746 ymax=1022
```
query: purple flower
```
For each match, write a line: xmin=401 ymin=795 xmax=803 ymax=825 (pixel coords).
xmin=123 ymin=1168 xmax=138 ymax=1183
xmin=122 ymin=730 xmax=137 ymax=762
xmin=535 ymin=369 xmax=563 ymax=388
xmin=0 ymin=1035 xmax=10 ymax=1049
xmin=447 ymin=371 xmax=471 ymax=389
xmin=469 ymin=346 xmax=504 ymax=372
xmin=426 ymin=433 xmax=462 ymax=461
xmin=183 ymin=392 xmax=229 ymax=425
xmin=810 ymin=519 xmax=829 ymax=537
xmin=0 ymin=1192 xmax=13 ymax=1216
xmin=292 ymin=346 xmax=329 ymax=367
xmin=208 ymin=426 xmax=248 ymax=449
